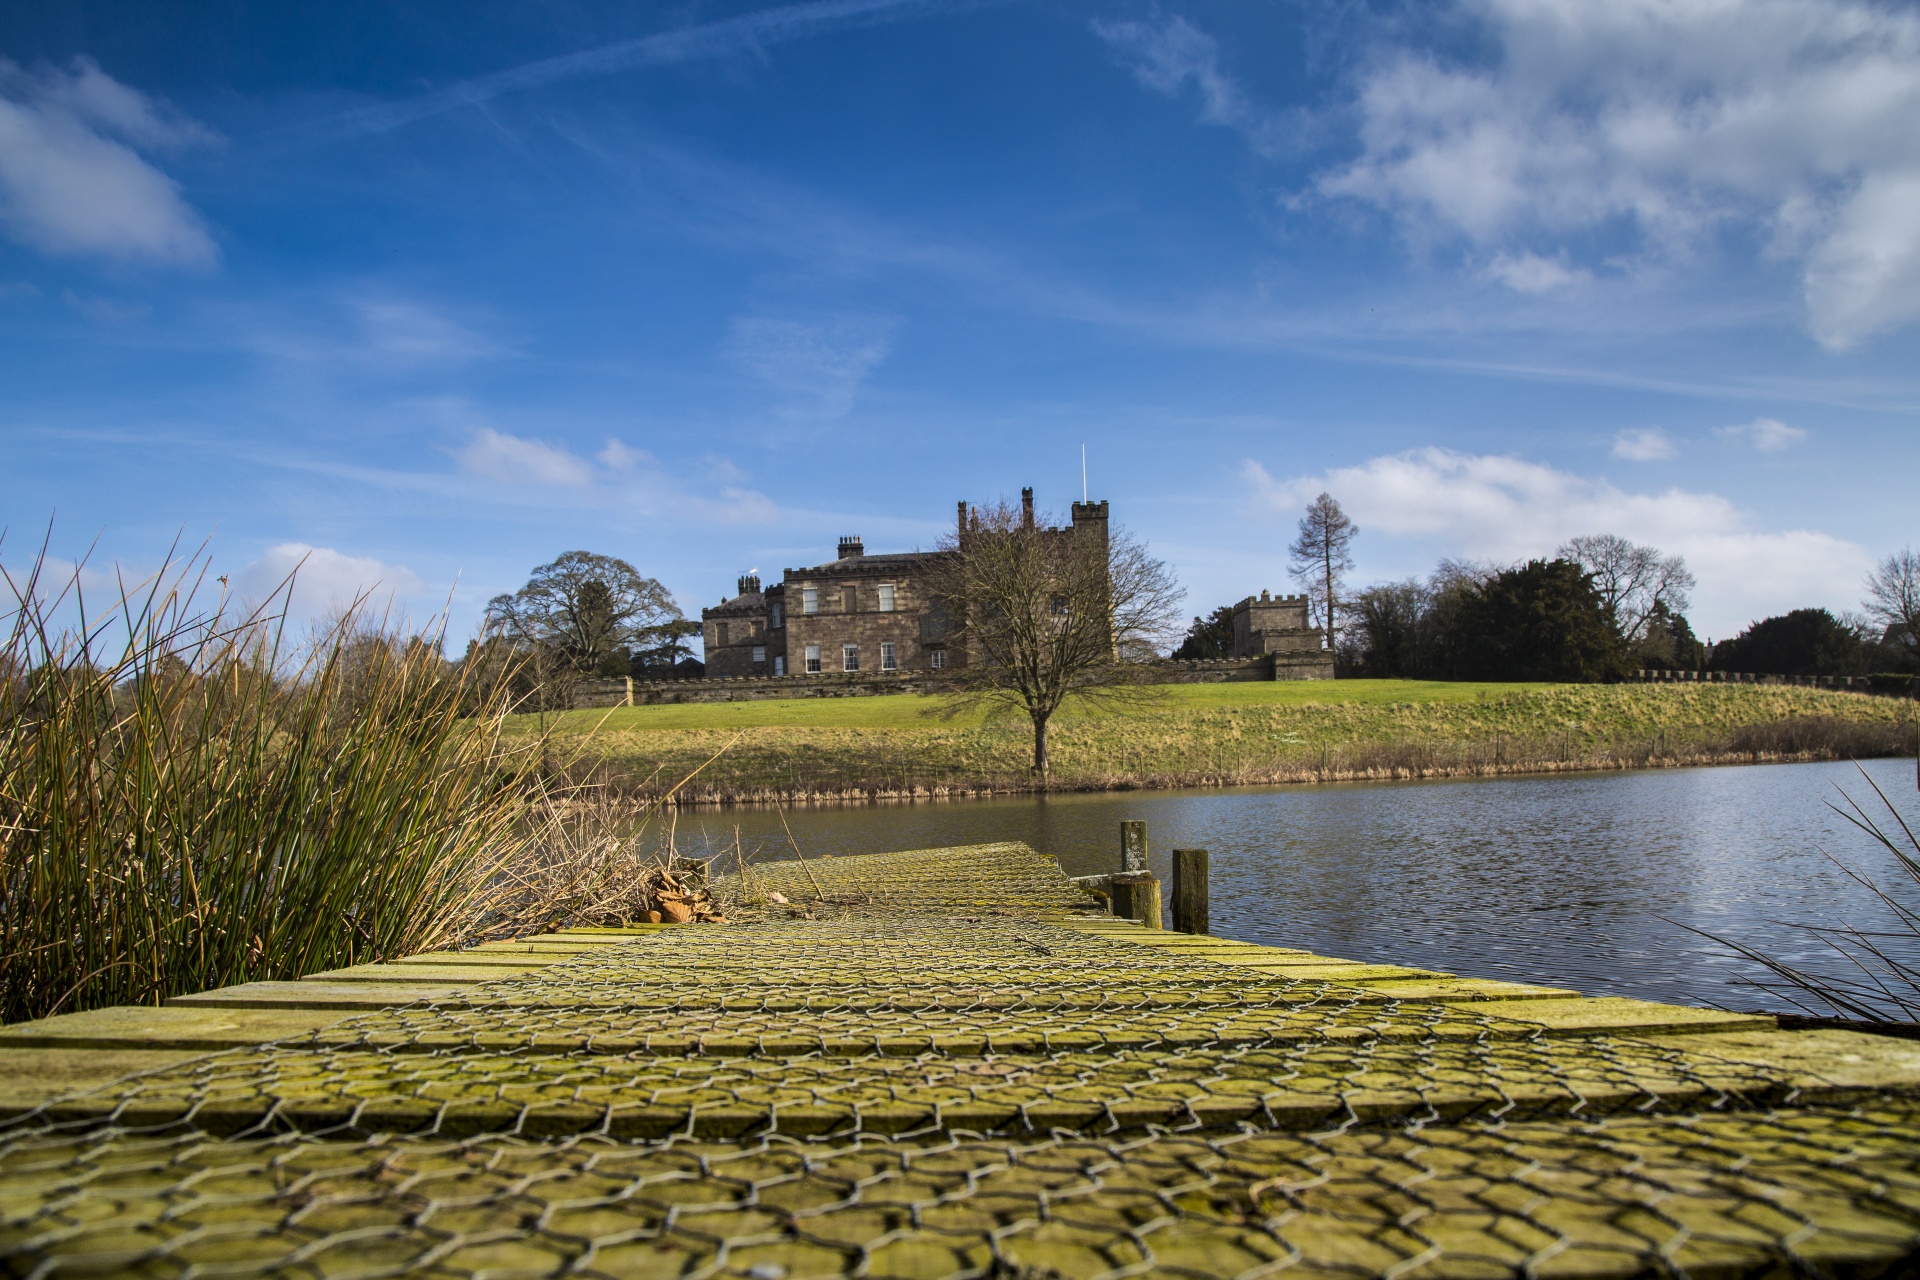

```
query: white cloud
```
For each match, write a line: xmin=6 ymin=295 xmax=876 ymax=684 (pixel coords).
xmin=1092 ymin=14 xmax=1303 ymax=158
xmin=598 ymin=437 xmax=650 ymax=470
xmin=727 ymin=315 xmax=895 ymax=417
xmin=1482 ymin=250 xmax=1588 ymax=295
xmin=1611 ymin=427 xmax=1676 ymax=461
xmin=1242 ymin=447 xmax=1867 ymax=636
xmin=236 ymin=543 xmax=424 ymax=622
xmin=0 ymin=56 xmax=217 ymax=265
xmin=1715 ymin=416 xmax=1808 ymax=450
xmin=449 ymin=425 xmax=780 ymax=522
xmin=457 ymin=427 xmax=595 ymax=487
xmin=1313 ymin=0 xmax=1920 ymax=347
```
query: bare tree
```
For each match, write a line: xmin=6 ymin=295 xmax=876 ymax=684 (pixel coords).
xmin=1287 ymin=493 xmax=1357 ymax=652
xmin=1865 ymin=548 xmax=1920 ymax=653
xmin=1557 ymin=534 xmax=1695 ymax=643
xmin=924 ymin=499 xmax=1182 ymax=778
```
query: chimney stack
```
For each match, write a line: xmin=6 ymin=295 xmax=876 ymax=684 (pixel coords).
xmin=837 ymin=536 xmax=864 ymax=560
xmin=957 ymin=500 xmax=967 ymax=543
xmin=1021 ymin=486 xmax=1035 ymax=529
xmin=737 ymin=574 xmax=761 ymax=596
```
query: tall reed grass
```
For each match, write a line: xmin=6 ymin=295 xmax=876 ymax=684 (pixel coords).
xmin=0 ymin=544 xmax=547 ymax=1024
xmin=1705 ymin=770 xmax=1920 ymax=1027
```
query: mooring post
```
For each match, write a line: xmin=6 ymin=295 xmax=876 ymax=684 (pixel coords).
xmin=1120 ymin=820 xmax=1148 ymax=872
xmin=1109 ymin=870 xmax=1162 ymax=928
xmin=1171 ymin=848 xmax=1209 ymax=935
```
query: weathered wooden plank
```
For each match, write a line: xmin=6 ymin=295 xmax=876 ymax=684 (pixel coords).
xmin=168 ymin=981 xmax=464 ymax=1010
xmin=0 ymin=1005 xmax=354 ymax=1050
xmin=1475 ymin=996 xmax=1775 ymax=1036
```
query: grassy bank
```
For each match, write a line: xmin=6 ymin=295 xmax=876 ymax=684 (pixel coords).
xmin=514 ymin=679 xmax=1919 ymax=803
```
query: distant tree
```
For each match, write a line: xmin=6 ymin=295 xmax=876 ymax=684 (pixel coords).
xmin=924 ymin=498 xmax=1183 ymax=778
xmin=1171 ymin=605 xmax=1235 ymax=660
xmin=1710 ymin=608 xmax=1869 ymax=677
xmin=1287 ymin=493 xmax=1357 ymax=653
xmin=485 ymin=552 xmax=684 ymax=704
xmin=1557 ymin=534 xmax=1695 ymax=646
xmin=1864 ymin=548 xmax=1920 ymax=664
xmin=1348 ymin=580 xmax=1430 ymax=677
xmin=1634 ymin=601 xmax=1708 ymax=670
xmin=1456 ymin=558 xmax=1629 ymax=682
xmin=630 ymin=618 xmax=702 ymax=677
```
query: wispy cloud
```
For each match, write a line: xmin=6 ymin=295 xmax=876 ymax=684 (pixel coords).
xmin=1091 ymin=14 xmax=1307 ymax=158
xmin=727 ymin=314 xmax=896 ymax=417
xmin=0 ymin=56 xmax=218 ymax=265
xmin=298 ymin=0 xmax=978 ymax=144
xmin=63 ymin=289 xmax=150 ymax=324
xmin=1715 ymin=416 xmax=1808 ymax=451
xmin=1611 ymin=427 xmax=1676 ymax=461
xmin=1242 ymin=446 xmax=1866 ymax=635
xmin=457 ymin=427 xmax=596 ymax=487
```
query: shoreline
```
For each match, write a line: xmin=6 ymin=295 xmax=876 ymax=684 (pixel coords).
xmin=647 ymin=742 xmax=1916 ymax=807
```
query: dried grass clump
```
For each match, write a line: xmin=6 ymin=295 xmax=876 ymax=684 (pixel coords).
xmin=468 ymin=791 xmax=727 ymax=935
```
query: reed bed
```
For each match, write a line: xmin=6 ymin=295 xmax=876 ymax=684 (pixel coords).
xmin=530 ymin=683 xmax=1917 ymax=803
xmin=0 ymin=548 xmax=555 ymax=1024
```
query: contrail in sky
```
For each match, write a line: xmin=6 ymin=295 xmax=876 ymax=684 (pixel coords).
xmin=294 ymin=0 xmax=984 ymax=143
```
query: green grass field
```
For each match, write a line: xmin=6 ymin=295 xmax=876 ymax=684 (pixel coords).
xmin=520 ymin=680 xmax=1561 ymax=733
xmin=509 ymin=680 xmax=1916 ymax=801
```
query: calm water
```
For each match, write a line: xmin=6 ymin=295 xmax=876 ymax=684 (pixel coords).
xmin=675 ymin=758 xmax=1920 ymax=1012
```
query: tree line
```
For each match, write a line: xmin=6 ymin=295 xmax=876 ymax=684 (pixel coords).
xmin=1174 ymin=493 xmax=1920 ymax=682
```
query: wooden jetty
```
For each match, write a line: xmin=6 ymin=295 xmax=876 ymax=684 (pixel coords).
xmin=3 ymin=841 xmax=1920 ymax=1277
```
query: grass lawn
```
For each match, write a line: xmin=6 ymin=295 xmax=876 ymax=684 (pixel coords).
xmin=512 ymin=679 xmax=1564 ymax=734
xmin=506 ymin=680 xmax=1914 ymax=800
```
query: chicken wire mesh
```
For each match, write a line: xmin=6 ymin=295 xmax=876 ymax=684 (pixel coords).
xmin=2 ymin=844 xmax=1918 ymax=1278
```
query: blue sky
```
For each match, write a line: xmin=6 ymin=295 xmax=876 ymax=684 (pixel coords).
xmin=2 ymin=0 xmax=1916 ymax=646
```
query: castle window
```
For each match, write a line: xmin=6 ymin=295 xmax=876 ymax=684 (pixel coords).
xmin=751 ymin=646 xmax=765 ymax=665
xmin=802 ymin=587 xmax=818 ymax=615
xmin=877 ymin=583 xmax=895 ymax=612
xmin=929 ymin=648 xmax=946 ymax=670
xmin=842 ymin=585 xmax=857 ymax=612
xmin=774 ymin=655 xmax=785 ymax=676
xmin=716 ymin=622 xmax=729 ymax=646
xmin=843 ymin=644 xmax=859 ymax=672
xmin=880 ymin=642 xmax=897 ymax=671
xmin=770 ymin=602 xmax=784 ymax=628
xmin=750 ymin=620 xmax=763 ymax=637
xmin=804 ymin=644 xmax=821 ymax=674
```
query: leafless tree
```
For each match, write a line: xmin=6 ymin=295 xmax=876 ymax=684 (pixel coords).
xmin=1557 ymin=534 xmax=1695 ymax=643
xmin=923 ymin=499 xmax=1182 ymax=778
xmin=1864 ymin=547 xmax=1920 ymax=649
xmin=1287 ymin=493 xmax=1357 ymax=652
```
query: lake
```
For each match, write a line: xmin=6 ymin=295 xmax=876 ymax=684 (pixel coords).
xmin=670 ymin=757 xmax=1920 ymax=1014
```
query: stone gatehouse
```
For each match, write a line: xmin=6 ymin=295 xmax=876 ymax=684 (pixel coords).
xmin=701 ymin=489 xmax=1110 ymax=679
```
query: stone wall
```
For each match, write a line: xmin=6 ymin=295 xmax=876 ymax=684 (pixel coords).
xmin=570 ymin=650 xmax=1335 ymax=707
xmin=1634 ymin=669 xmax=1915 ymax=695
xmin=569 ymin=672 xmax=932 ymax=708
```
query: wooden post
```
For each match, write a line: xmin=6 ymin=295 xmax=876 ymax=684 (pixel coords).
xmin=1171 ymin=848 xmax=1208 ymax=935
xmin=1109 ymin=871 xmax=1162 ymax=928
xmin=1120 ymin=820 xmax=1148 ymax=872
xmin=624 ymin=675 xmax=634 ymax=706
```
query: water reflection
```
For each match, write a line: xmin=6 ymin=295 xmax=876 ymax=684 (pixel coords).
xmin=675 ymin=758 xmax=1919 ymax=1012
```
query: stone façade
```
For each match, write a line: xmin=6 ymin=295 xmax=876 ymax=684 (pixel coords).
xmin=701 ymin=489 xmax=1110 ymax=679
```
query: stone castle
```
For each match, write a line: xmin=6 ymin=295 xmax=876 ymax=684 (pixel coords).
xmin=700 ymin=489 xmax=1332 ymax=681
xmin=702 ymin=488 xmax=1108 ymax=679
